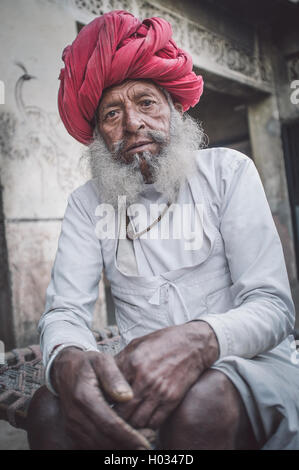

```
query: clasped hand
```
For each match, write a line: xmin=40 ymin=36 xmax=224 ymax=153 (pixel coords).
xmin=52 ymin=321 xmax=218 ymax=449
xmin=114 ymin=321 xmax=219 ymax=429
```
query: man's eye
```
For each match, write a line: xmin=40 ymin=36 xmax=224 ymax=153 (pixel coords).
xmin=104 ymin=110 xmax=118 ymax=120
xmin=141 ymin=99 xmax=154 ymax=107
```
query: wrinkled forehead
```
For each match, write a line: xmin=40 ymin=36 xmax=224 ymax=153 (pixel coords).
xmin=99 ymin=79 xmax=169 ymax=107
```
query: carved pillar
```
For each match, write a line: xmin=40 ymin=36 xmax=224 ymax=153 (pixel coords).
xmin=248 ymin=94 xmax=297 ymax=282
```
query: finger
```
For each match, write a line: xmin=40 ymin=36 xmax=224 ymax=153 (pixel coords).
xmin=88 ymin=402 xmax=151 ymax=449
xmin=70 ymin=425 xmax=120 ymax=450
xmin=81 ymin=386 xmax=151 ymax=449
xmin=138 ymin=428 xmax=158 ymax=448
xmin=66 ymin=423 xmax=98 ymax=449
xmin=148 ymin=403 xmax=174 ymax=430
xmin=90 ymin=353 xmax=134 ymax=403
xmin=63 ymin=407 xmax=105 ymax=450
xmin=65 ymin=395 xmax=139 ymax=450
xmin=128 ymin=397 xmax=158 ymax=429
xmin=93 ymin=400 xmax=151 ymax=449
xmin=113 ymin=395 xmax=143 ymax=422
xmin=67 ymin=406 xmax=132 ymax=450
xmin=68 ymin=427 xmax=97 ymax=450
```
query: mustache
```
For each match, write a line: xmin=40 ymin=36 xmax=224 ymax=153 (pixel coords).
xmin=112 ymin=130 xmax=168 ymax=158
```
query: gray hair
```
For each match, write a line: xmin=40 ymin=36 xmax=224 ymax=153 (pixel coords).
xmin=80 ymin=90 xmax=207 ymax=209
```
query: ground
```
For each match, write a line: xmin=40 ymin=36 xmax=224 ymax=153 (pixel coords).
xmin=0 ymin=421 xmax=29 ymax=450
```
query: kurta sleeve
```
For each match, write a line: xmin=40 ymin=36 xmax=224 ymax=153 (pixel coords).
xmin=199 ymin=152 xmax=295 ymax=359
xmin=38 ymin=188 xmax=103 ymax=367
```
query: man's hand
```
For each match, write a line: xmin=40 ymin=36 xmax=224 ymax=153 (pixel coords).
xmin=50 ymin=347 xmax=151 ymax=450
xmin=114 ymin=321 xmax=219 ymax=430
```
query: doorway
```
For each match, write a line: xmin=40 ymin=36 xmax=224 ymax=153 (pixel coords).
xmin=188 ymin=87 xmax=253 ymax=159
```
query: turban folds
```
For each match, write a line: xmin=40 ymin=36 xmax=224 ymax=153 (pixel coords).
xmin=58 ymin=10 xmax=204 ymax=145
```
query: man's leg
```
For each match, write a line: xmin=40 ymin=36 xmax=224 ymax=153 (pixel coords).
xmin=158 ymin=369 xmax=259 ymax=450
xmin=27 ymin=385 xmax=156 ymax=450
xmin=27 ymin=370 xmax=258 ymax=450
xmin=26 ymin=385 xmax=77 ymax=450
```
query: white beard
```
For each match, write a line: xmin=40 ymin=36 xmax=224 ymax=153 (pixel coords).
xmin=80 ymin=108 xmax=206 ymax=209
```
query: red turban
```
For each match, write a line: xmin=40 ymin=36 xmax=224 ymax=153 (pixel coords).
xmin=58 ymin=10 xmax=204 ymax=145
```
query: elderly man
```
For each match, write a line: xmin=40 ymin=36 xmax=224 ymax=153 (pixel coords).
xmin=27 ymin=10 xmax=299 ymax=450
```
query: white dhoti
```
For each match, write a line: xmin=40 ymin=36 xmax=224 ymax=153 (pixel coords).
xmin=211 ymin=338 xmax=299 ymax=449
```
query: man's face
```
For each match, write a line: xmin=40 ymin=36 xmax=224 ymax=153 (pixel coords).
xmin=97 ymin=79 xmax=171 ymax=163
xmin=86 ymin=81 xmax=202 ymax=209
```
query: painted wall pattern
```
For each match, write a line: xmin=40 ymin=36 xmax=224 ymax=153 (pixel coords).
xmin=0 ymin=62 xmax=79 ymax=194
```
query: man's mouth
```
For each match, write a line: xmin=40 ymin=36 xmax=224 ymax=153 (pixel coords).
xmin=125 ymin=141 xmax=154 ymax=154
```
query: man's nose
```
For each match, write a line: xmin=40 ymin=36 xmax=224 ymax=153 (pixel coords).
xmin=123 ymin=108 xmax=145 ymax=133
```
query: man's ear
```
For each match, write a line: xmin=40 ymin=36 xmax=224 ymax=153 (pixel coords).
xmin=174 ymin=102 xmax=184 ymax=115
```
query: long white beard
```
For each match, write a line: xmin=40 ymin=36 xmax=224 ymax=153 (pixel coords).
xmin=80 ymin=108 xmax=206 ymax=209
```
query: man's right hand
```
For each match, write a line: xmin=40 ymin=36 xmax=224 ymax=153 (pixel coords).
xmin=50 ymin=346 xmax=151 ymax=450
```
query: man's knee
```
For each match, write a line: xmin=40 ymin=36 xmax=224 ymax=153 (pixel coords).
xmin=26 ymin=385 xmax=73 ymax=449
xmin=27 ymin=385 xmax=59 ymax=428
xmin=159 ymin=369 xmax=242 ymax=449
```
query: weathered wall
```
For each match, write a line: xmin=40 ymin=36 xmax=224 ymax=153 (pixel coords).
xmin=248 ymin=94 xmax=297 ymax=282
xmin=0 ymin=0 xmax=107 ymax=347
xmin=247 ymin=25 xmax=298 ymax=283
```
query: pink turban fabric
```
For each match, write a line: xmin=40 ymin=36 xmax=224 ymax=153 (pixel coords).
xmin=58 ymin=10 xmax=204 ymax=145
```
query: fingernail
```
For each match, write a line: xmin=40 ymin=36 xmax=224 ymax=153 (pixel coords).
xmin=116 ymin=387 xmax=130 ymax=394
xmin=116 ymin=388 xmax=133 ymax=397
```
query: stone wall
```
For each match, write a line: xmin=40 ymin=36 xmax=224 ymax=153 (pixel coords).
xmin=0 ymin=0 xmax=107 ymax=348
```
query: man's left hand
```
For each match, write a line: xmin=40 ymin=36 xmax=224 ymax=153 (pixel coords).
xmin=114 ymin=321 xmax=219 ymax=430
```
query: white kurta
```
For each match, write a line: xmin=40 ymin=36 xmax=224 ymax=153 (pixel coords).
xmin=38 ymin=147 xmax=299 ymax=449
